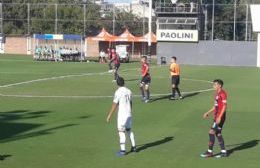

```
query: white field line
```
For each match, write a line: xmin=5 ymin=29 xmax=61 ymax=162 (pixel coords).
xmin=0 ymin=88 xmax=214 ymax=99
xmin=0 ymin=71 xmax=109 ymax=88
xmin=0 ymin=64 xmax=211 ymax=88
xmin=0 ymin=65 xmax=213 ymax=99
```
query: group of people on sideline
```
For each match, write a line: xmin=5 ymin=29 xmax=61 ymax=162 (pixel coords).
xmin=34 ymin=46 xmax=82 ymax=61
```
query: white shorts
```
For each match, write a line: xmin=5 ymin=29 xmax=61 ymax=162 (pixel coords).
xmin=117 ymin=117 xmax=132 ymax=132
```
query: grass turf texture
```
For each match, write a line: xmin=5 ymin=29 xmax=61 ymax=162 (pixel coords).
xmin=0 ymin=55 xmax=260 ymax=168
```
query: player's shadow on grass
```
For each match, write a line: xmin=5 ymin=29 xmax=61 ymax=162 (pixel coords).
xmin=226 ymin=139 xmax=260 ymax=156
xmin=0 ymin=154 xmax=12 ymax=161
xmin=136 ymin=136 xmax=174 ymax=153
xmin=0 ymin=110 xmax=79 ymax=143
xmin=77 ymin=115 xmax=92 ymax=119
xmin=150 ymin=92 xmax=200 ymax=102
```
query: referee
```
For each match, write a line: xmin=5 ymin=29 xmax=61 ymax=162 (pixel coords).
xmin=169 ymin=56 xmax=183 ymax=100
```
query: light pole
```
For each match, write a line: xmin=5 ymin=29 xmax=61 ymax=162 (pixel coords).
xmin=148 ymin=0 xmax=152 ymax=63
xmin=211 ymin=0 xmax=215 ymax=41
xmin=233 ymin=0 xmax=237 ymax=41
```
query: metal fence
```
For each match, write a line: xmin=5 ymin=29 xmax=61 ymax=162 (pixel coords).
xmin=0 ymin=2 xmax=258 ymax=41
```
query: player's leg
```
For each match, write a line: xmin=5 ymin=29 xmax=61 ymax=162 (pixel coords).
xmin=108 ymin=60 xmax=113 ymax=71
xmin=170 ymin=85 xmax=177 ymax=100
xmin=144 ymin=84 xmax=150 ymax=102
xmin=215 ymin=116 xmax=228 ymax=158
xmin=175 ymin=77 xmax=183 ymax=99
xmin=200 ymin=127 xmax=216 ymax=158
xmin=114 ymin=64 xmax=118 ymax=80
xmin=118 ymin=130 xmax=126 ymax=155
xmin=170 ymin=76 xmax=177 ymax=100
xmin=140 ymin=82 xmax=145 ymax=101
xmin=117 ymin=120 xmax=127 ymax=156
xmin=125 ymin=117 xmax=136 ymax=152
xmin=215 ymin=132 xmax=227 ymax=158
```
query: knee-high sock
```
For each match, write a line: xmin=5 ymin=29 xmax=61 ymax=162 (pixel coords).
xmin=114 ymin=71 xmax=118 ymax=80
xmin=140 ymin=87 xmax=145 ymax=98
xmin=172 ymin=88 xmax=176 ymax=97
xmin=217 ymin=134 xmax=226 ymax=151
xmin=118 ymin=132 xmax=126 ymax=151
xmin=209 ymin=133 xmax=215 ymax=151
xmin=108 ymin=61 xmax=112 ymax=70
xmin=127 ymin=131 xmax=136 ymax=147
xmin=146 ymin=89 xmax=150 ymax=99
xmin=176 ymin=87 xmax=181 ymax=97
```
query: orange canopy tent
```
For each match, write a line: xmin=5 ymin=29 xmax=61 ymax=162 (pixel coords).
xmin=86 ymin=28 xmax=157 ymax=57
xmin=112 ymin=29 xmax=137 ymax=42
xmin=87 ymin=28 xmax=116 ymax=42
xmin=87 ymin=28 xmax=157 ymax=43
xmin=135 ymin=32 xmax=157 ymax=43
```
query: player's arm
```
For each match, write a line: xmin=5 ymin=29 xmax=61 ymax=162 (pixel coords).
xmin=106 ymin=102 xmax=118 ymax=123
xmin=110 ymin=57 xmax=115 ymax=62
xmin=203 ymin=106 xmax=215 ymax=119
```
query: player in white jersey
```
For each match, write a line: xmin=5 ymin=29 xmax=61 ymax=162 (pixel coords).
xmin=106 ymin=76 xmax=137 ymax=156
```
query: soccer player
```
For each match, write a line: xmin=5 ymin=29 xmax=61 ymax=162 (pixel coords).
xmin=108 ymin=48 xmax=113 ymax=72
xmin=140 ymin=56 xmax=151 ymax=103
xmin=106 ymin=77 xmax=137 ymax=156
xmin=169 ymin=56 xmax=183 ymax=100
xmin=112 ymin=50 xmax=120 ymax=81
xmin=200 ymin=79 xmax=228 ymax=158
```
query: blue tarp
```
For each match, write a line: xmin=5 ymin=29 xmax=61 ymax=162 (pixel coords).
xmin=34 ymin=34 xmax=82 ymax=40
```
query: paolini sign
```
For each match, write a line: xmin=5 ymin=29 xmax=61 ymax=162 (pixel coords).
xmin=157 ymin=30 xmax=199 ymax=42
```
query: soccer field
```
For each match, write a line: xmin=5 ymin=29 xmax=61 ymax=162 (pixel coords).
xmin=0 ymin=55 xmax=260 ymax=168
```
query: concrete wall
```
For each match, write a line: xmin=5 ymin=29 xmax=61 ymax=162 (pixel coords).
xmin=4 ymin=37 xmax=29 ymax=55
xmin=157 ymin=41 xmax=257 ymax=67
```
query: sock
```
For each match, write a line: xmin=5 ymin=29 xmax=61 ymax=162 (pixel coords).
xmin=176 ymin=87 xmax=182 ymax=97
xmin=209 ymin=133 xmax=215 ymax=151
xmin=217 ymin=134 xmax=226 ymax=151
xmin=108 ymin=62 xmax=112 ymax=70
xmin=146 ymin=89 xmax=150 ymax=100
xmin=127 ymin=131 xmax=136 ymax=147
xmin=140 ymin=87 xmax=145 ymax=98
xmin=172 ymin=88 xmax=176 ymax=97
xmin=114 ymin=72 xmax=118 ymax=80
xmin=118 ymin=132 xmax=126 ymax=152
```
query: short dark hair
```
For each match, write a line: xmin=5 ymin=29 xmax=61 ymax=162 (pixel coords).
xmin=213 ymin=79 xmax=224 ymax=87
xmin=142 ymin=56 xmax=147 ymax=60
xmin=116 ymin=76 xmax=125 ymax=86
xmin=172 ymin=56 xmax=177 ymax=61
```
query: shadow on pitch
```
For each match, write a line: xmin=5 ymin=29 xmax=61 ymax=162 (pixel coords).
xmin=0 ymin=110 xmax=79 ymax=143
xmin=135 ymin=136 xmax=174 ymax=153
xmin=0 ymin=154 xmax=12 ymax=161
xmin=150 ymin=92 xmax=200 ymax=102
xmin=226 ymin=139 xmax=260 ymax=156
xmin=77 ymin=115 xmax=92 ymax=119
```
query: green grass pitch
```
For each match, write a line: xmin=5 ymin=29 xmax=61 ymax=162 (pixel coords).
xmin=0 ymin=55 xmax=260 ymax=168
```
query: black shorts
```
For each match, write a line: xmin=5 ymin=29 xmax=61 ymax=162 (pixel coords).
xmin=141 ymin=74 xmax=151 ymax=85
xmin=211 ymin=112 xmax=226 ymax=133
xmin=114 ymin=63 xmax=120 ymax=70
xmin=171 ymin=75 xmax=180 ymax=85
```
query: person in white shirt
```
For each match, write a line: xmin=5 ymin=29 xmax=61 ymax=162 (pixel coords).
xmin=106 ymin=77 xmax=137 ymax=156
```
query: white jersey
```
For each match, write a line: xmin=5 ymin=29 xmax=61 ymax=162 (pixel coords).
xmin=113 ymin=87 xmax=132 ymax=120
